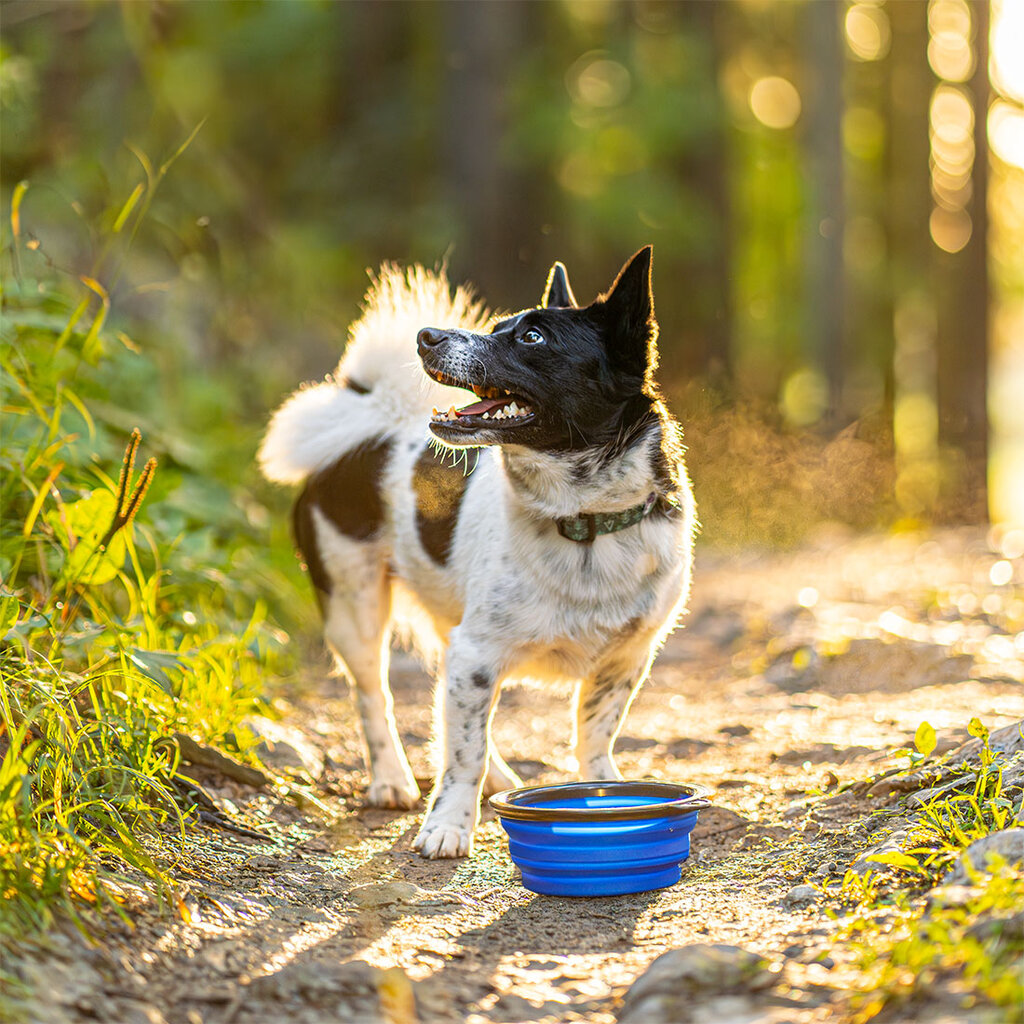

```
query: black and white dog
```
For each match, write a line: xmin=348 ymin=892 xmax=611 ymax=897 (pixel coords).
xmin=259 ymin=248 xmax=696 ymax=858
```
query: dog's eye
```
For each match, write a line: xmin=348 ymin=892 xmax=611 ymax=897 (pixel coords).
xmin=520 ymin=328 xmax=545 ymax=345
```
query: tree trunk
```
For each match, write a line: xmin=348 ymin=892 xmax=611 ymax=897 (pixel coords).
xmin=802 ymin=0 xmax=845 ymax=423
xmin=935 ymin=0 xmax=990 ymax=521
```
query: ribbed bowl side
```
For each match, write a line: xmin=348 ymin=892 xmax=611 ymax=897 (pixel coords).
xmin=498 ymin=812 xmax=699 ymax=897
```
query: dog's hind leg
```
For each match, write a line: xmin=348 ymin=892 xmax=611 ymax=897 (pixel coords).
xmin=483 ymin=747 xmax=522 ymax=796
xmin=575 ymin=658 xmax=651 ymax=781
xmin=322 ymin=543 xmax=420 ymax=810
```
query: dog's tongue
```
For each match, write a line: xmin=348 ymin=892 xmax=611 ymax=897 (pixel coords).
xmin=456 ymin=396 xmax=508 ymax=418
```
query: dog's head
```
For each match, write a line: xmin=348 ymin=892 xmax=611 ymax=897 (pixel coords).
xmin=419 ymin=247 xmax=659 ymax=451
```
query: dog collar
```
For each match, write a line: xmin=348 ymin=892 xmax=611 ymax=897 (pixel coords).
xmin=556 ymin=492 xmax=672 ymax=544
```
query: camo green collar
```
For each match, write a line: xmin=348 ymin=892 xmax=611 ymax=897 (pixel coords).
xmin=556 ymin=492 xmax=673 ymax=544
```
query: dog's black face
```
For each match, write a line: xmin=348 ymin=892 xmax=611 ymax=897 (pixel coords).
xmin=419 ymin=247 xmax=659 ymax=452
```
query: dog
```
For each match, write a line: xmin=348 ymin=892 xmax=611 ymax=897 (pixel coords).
xmin=258 ymin=247 xmax=696 ymax=858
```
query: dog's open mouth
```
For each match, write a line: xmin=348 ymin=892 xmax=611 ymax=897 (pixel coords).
xmin=426 ymin=368 xmax=535 ymax=427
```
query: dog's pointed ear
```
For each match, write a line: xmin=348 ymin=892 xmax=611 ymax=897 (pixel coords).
xmin=541 ymin=261 xmax=577 ymax=309
xmin=600 ymin=246 xmax=657 ymax=374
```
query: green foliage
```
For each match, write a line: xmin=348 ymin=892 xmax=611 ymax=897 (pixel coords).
xmin=0 ymin=159 xmax=307 ymax=941
xmin=820 ymin=718 xmax=1024 ymax=1021
xmin=831 ymin=866 xmax=1024 ymax=1023
xmin=864 ymin=719 xmax=1022 ymax=887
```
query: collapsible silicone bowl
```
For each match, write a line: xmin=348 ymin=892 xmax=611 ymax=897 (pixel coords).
xmin=489 ymin=780 xmax=711 ymax=897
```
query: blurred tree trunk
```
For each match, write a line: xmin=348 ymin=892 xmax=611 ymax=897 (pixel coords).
xmin=688 ymin=0 xmax=732 ymax=385
xmin=801 ymin=0 xmax=845 ymax=422
xmin=885 ymin=0 xmax=933 ymax=437
xmin=935 ymin=0 xmax=989 ymax=521
xmin=440 ymin=1 xmax=540 ymax=307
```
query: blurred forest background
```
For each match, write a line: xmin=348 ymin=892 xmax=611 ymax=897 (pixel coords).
xmin=3 ymin=0 xmax=1024 ymax=951
xmin=3 ymin=0 xmax=1024 ymax=560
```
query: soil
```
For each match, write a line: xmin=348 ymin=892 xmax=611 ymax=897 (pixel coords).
xmin=9 ymin=527 xmax=1024 ymax=1024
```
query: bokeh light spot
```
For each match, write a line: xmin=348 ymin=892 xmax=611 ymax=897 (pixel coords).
xmin=929 ymin=206 xmax=973 ymax=252
xmin=990 ymin=560 xmax=1014 ymax=586
xmin=749 ymin=76 xmax=801 ymax=130
xmin=845 ymin=4 xmax=891 ymax=62
xmin=568 ymin=54 xmax=632 ymax=108
xmin=781 ymin=368 xmax=828 ymax=427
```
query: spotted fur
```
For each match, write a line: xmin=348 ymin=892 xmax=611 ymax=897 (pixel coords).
xmin=259 ymin=252 xmax=696 ymax=858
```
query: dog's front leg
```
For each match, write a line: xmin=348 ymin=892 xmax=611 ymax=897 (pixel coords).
xmin=414 ymin=636 xmax=500 ymax=859
xmin=575 ymin=659 xmax=650 ymax=780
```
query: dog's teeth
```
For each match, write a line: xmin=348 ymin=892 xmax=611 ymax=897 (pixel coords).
xmin=509 ymin=402 xmax=519 ymax=416
xmin=482 ymin=412 xmax=490 ymax=419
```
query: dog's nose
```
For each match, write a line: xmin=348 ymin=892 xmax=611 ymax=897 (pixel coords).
xmin=417 ymin=328 xmax=446 ymax=351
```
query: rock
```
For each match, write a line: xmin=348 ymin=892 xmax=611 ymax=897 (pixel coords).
xmin=490 ymin=992 xmax=571 ymax=1020
xmin=243 ymin=715 xmax=324 ymax=777
xmin=111 ymin=1002 xmax=170 ymax=1024
xmin=692 ymin=806 xmax=750 ymax=840
xmin=775 ymin=743 xmax=874 ymax=765
xmin=618 ymin=945 xmax=776 ymax=1023
xmin=848 ymin=829 xmax=910 ymax=875
xmin=951 ymin=719 xmax=1024 ymax=761
xmin=781 ymin=885 xmax=818 ymax=910
xmin=347 ymin=881 xmax=424 ymax=908
xmin=666 ymin=737 xmax=714 ymax=758
xmin=965 ymin=909 xmax=1024 ymax=944
xmin=615 ymin=735 xmax=659 ymax=752
xmin=247 ymin=959 xmax=403 ymax=1022
xmin=944 ymin=829 xmax=1024 ymax=885
xmin=925 ymin=884 xmax=982 ymax=914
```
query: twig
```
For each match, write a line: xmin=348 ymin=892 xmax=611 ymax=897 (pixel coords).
xmin=164 ymin=732 xmax=269 ymax=788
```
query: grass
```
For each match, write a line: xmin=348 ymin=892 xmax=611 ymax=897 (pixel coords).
xmin=828 ymin=863 xmax=1023 ymax=1024
xmin=818 ymin=718 xmax=1024 ymax=1023
xmin=0 ymin=149 xmax=306 ymax=978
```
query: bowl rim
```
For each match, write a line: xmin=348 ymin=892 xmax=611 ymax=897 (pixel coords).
xmin=488 ymin=780 xmax=712 ymax=822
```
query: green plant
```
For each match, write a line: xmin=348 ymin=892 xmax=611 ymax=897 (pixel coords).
xmin=835 ymin=865 xmax=1024 ymax=1023
xmin=1 ymin=148 xmax=300 ymax=948
xmin=820 ymin=717 xmax=1024 ymax=1022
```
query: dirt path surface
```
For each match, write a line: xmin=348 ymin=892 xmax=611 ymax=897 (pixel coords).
xmin=11 ymin=528 xmax=1024 ymax=1024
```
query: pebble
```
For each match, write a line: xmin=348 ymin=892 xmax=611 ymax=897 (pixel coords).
xmin=346 ymin=881 xmax=424 ymax=908
xmin=943 ymin=828 xmax=1023 ymax=885
xmin=617 ymin=944 xmax=777 ymax=1023
xmin=781 ymin=884 xmax=818 ymax=909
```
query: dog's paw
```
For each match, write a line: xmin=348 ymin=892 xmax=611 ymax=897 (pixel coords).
xmin=365 ymin=779 xmax=421 ymax=809
xmin=413 ymin=822 xmax=471 ymax=859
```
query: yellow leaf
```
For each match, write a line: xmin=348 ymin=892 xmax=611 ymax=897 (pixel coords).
xmin=11 ymin=180 xmax=29 ymax=238
xmin=22 ymin=462 xmax=64 ymax=538
xmin=914 ymin=720 xmax=937 ymax=758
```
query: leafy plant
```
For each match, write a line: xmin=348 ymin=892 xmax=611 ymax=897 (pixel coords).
xmin=1 ymin=147 xmax=302 ymax=949
xmin=821 ymin=717 xmax=1024 ymax=1022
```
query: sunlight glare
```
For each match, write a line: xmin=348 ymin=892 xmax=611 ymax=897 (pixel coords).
xmin=989 ymin=100 xmax=1024 ymax=170
xmin=991 ymin=0 xmax=1024 ymax=103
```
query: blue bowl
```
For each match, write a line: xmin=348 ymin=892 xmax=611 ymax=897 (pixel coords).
xmin=489 ymin=780 xmax=711 ymax=897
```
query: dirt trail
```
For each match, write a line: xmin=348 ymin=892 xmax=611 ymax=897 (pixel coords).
xmin=11 ymin=527 xmax=1024 ymax=1024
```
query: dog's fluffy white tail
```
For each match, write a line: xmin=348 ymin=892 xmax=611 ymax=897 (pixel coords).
xmin=259 ymin=264 xmax=490 ymax=485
